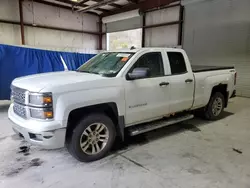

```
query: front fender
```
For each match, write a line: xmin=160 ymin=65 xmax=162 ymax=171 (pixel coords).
xmin=54 ymin=87 xmax=125 ymax=127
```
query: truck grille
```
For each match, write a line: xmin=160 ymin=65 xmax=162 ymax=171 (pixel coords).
xmin=13 ymin=103 xmax=27 ymax=119
xmin=11 ymin=86 xmax=26 ymax=104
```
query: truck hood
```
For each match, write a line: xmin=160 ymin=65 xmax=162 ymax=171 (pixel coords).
xmin=12 ymin=71 xmax=107 ymax=92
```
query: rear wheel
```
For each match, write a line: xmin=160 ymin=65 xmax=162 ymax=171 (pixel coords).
xmin=204 ymin=92 xmax=225 ymax=120
xmin=67 ymin=113 xmax=116 ymax=162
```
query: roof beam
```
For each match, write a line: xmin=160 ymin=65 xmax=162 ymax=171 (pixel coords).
xmin=127 ymin=0 xmax=139 ymax=4
xmin=75 ymin=0 xmax=89 ymax=7
xmin=0 ymin=19 xmax=100 ymax=35
xmin=31 ymin=0 xmax=73 ymax=10
xmin=96 ymin=8 xmax=111 ymax=13
xmin=91 ymin=0 xmax=123 ymax=8
xmin=29 ymin=0 xmax=99 ymax=16
xmin=109 ymin=3 xmax=122 ymax=9
xmin=53 ymin=0 xmax=109 ymax=13
xmin=101 ymin=0 xmax=180 ymax=17
xmin=77 ymin=0 xmax=119 ymax=12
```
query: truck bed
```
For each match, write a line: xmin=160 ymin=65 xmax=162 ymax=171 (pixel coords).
xmin=192 ymin=65 xmax=234 ymax=73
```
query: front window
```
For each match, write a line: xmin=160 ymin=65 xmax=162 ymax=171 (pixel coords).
xmin=77 ymin=52 xmax=134 ymax=77
xmin=129 ymin=52 xmax=164 ymax=78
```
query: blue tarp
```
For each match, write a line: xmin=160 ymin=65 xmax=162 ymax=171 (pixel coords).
xmin=0 ymin=44 xmax=96 ymax=100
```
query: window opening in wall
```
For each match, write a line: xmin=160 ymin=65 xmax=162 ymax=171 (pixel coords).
xmin=107 ymin=28 xmax=142 ymax=50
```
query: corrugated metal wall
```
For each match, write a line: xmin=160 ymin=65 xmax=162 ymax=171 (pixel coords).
xmin=183 ymin=0 xmax=250 ymax=97
xmin=0 ymin=0 xmax=99 ymax=53
xmin=145 ymin=6 xmax=180 ymax=47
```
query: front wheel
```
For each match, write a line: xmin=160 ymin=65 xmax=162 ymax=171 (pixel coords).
xmin=204 ymin=92 xmax=225 ymax=120
xmin=67 ymin=113 xmax=116 ymax=162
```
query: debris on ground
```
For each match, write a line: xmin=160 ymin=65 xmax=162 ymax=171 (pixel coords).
xmin=18 ymin=146 xmax=30 ymax=154
xmin=30 ymin=158 xmax=43 ymax=167
xmin=233 ymin=148 xmax=243 ymax=154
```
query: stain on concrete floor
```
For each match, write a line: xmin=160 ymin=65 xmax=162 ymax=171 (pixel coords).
xmin=3 ymin=158 xmax=44 ymax=177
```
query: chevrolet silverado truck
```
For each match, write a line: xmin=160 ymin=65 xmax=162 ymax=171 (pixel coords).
xmin=8 ymin=48 xmax=237 ymax=162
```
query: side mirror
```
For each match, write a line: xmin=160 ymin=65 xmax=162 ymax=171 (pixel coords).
xmin=127 ymin=68 xmax=150 ymax=80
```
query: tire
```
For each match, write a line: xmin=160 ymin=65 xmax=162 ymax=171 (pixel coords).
xmin=67 ymin=113 xmax=116 ymax=162
xmin=204 ymin=92 xmax=225 ymax=120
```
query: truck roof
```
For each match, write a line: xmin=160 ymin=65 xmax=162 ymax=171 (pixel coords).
xmin=107 ymin=47 xmax=183 ymax=53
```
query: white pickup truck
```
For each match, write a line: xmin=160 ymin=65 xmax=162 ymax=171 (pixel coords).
xmin=8 ymin=48 xmax=236 ymax=162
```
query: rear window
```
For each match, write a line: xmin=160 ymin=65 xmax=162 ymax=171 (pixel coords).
xmin=167 ymin=52 xmax=187 ymax=75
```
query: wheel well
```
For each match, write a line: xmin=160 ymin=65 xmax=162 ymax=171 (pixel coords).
xmin=211 ymin=84 xmax=228 ymax=107
xmin=66 ymin=103 xmax=119 ymax=142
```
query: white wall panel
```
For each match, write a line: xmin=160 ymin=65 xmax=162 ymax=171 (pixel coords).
xmin=144 ymin=6 xmax=180 ymax=47
xmin=145 ymin=25 xmax=179 ymax=47
xmin=145 ymin=6 xmax=180 ymax=25
xmin=0 ymin=23 xmax=21 ymax=45
xmin=0 ymin=0 xmax=99 ymax=51
xmin=24 ymin=27 xmax=98 ymax=50
xmin=0 ymin=0 xmax=19 ymax=21
xmin=106 ymin=16 xmax=142 ymax=33
xmin=103 ymin=9 xmax=140 ymax=23
xmin=22 ymin=1 xmax=99 ymax=32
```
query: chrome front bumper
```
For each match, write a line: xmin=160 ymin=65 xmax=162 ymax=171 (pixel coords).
xmin=8 ymin=104 xmax=66 ymax=149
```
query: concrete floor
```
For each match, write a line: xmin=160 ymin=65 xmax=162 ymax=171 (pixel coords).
xmin=0 ymin=97 xmax=250 ymax=188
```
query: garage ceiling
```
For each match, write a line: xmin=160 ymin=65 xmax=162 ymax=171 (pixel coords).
xmin=29 ymin=0 xmax=179 ymax=16
xmin=29 ymin=0 xmax=140 ymax=16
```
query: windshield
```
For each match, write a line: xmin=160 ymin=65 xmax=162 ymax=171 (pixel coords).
xmin=77 ymin=52 xmax=134 ymax=77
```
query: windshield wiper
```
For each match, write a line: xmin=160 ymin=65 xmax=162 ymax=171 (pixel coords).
xmin=76 ymin=70 xmax=100 ymax=75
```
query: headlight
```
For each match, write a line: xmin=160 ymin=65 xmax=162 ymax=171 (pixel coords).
xmin=29 ymin=93 xmax=52 ymax=107
xmin=30 ymin=108 xmax=53 ymax=120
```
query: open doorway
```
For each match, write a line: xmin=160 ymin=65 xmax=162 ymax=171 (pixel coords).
xmin=107 ymin=28 xmax=142 ymax=50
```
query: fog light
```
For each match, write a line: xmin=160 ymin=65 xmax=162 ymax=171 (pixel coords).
xmin=29 ymin=133 xmax=43 ymax=141
xmin=30 ymin=108 xmax=53 ymax=120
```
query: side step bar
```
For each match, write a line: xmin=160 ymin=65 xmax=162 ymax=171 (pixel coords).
xmin=128 ymin=114 xmax=194 ymax=136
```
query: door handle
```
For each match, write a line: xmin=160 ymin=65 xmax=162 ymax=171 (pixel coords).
xmin=185 ymin=79 xmax=193 ymax=83
xmin=159 ymin=82 xmax=170 ymax=87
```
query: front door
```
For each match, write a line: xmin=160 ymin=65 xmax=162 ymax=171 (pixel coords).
xmin=124 ymin=52 xmax=170 ymax=126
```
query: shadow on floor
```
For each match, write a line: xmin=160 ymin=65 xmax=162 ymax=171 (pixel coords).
xmin=0 ymin=104 xmax=10 ymax=113
xmin=112 ymin=111 xmax=234 ymax=153
xmin=218 ymin=111 xmax=234 ymax=119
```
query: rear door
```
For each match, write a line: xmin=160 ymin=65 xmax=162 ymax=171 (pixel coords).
xmin=124 ymin=51 xmax=170 ymax=126
xmin=166 ymin=51 xmax=195 ymax=113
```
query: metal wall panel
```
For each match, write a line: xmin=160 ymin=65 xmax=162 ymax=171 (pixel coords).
xmin=145 ymin=25 xmax=179 ymax=47
xmin=183 ymin=0 xmax=250 ymax=97
xmin=0 ymin=0 xmax=19 ymax=21
xmin=0 ymin=0 xmax=99 ymax=51
xmin=24 ymin=27 xmax=98 ymax=51
xmin=106 ymin=16 xmax=142 ymax=33
xmin=0 ymin=23 xmax=21 ymax=44
xmin=145 ymin=6 xmax=180 ymax=25
xmin=22 ymin=1 xmax=99 ymax=32
xmin=144 ymin=6 xmax=180 ymax=47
